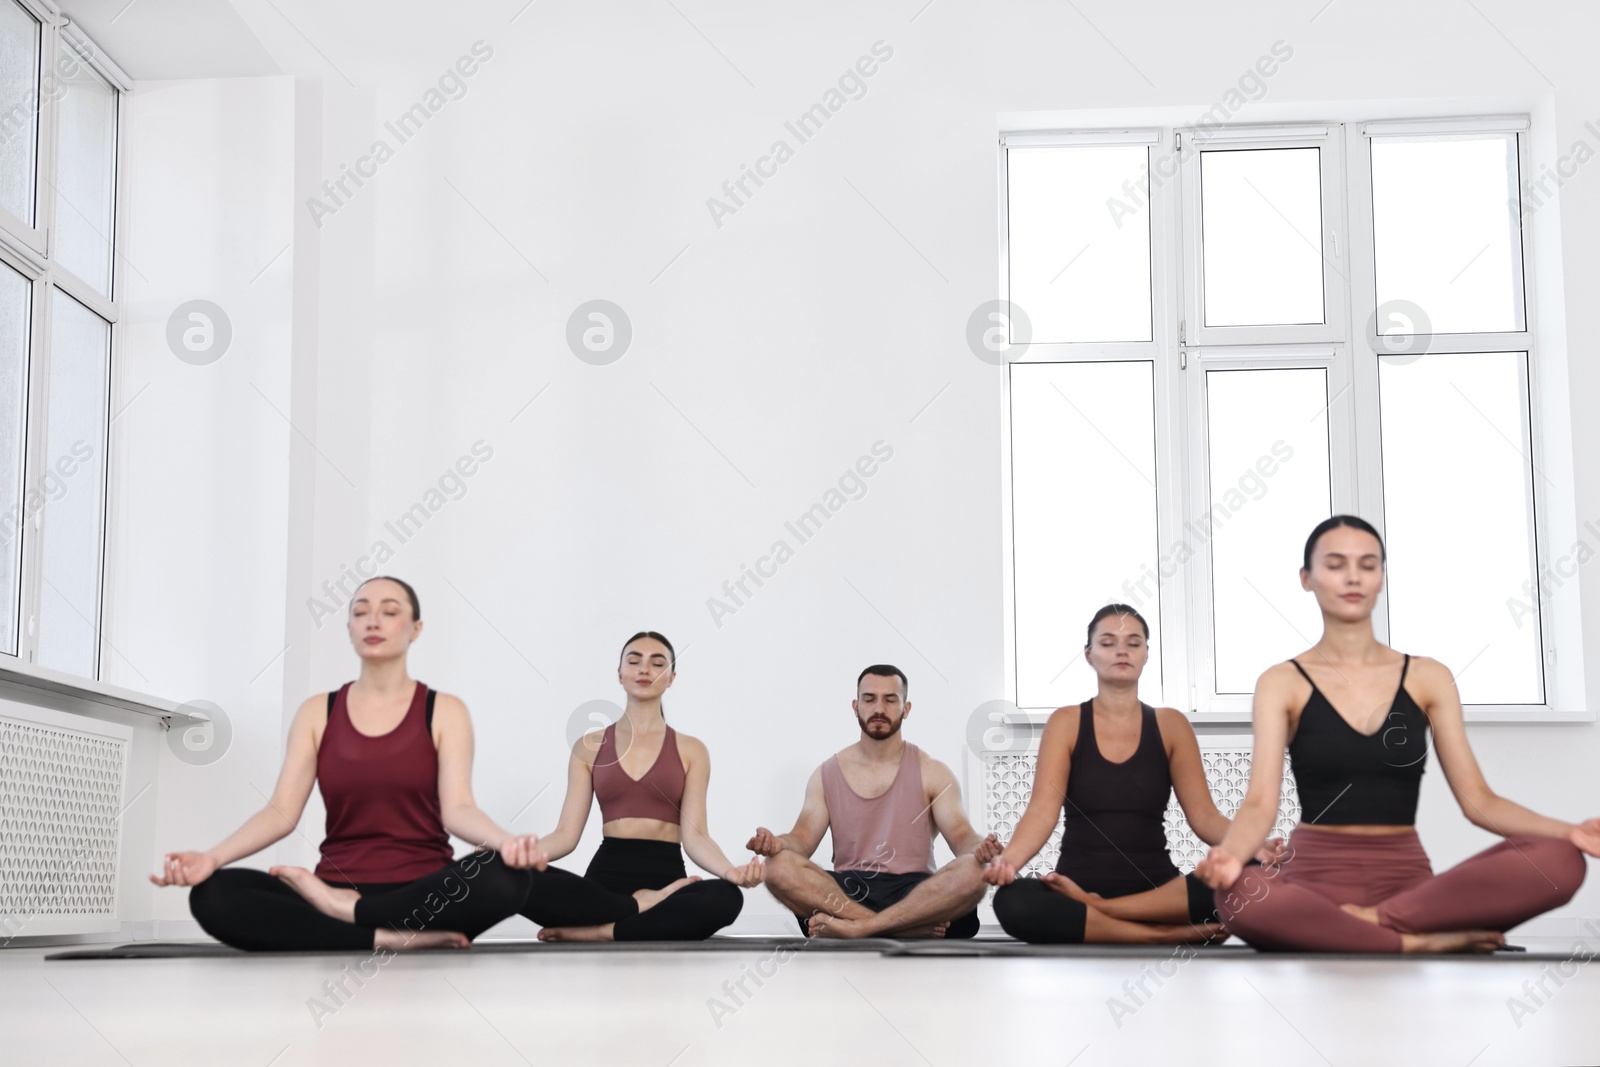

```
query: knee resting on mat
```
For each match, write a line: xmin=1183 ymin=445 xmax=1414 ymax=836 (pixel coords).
xmin=614 ymin=878 xmax=745 ymax=941
xmin=992 ymin=880 xmax=1087 ymax=944
xmin=1512 ymin=835 xmax=1588 ymax=908
xmin=683 ymin=878 xmax=745 ymax=929
xmin=463 ymin=854 xmax=533 ymax=916
xmin=184 ymin=871 xmax=230 ymax=929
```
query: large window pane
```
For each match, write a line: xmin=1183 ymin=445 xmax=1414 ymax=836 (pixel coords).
xmin=1371 ymin=135 xmax=1523 ymax=335
xmin=53 ymin=42 xmax=116 ymax=296
xmin=1380 ymin=352 xmax=1541 ymax=703
xmin=36 ymin=291 xmax=108 ymax=677
xmin=1011 ymin=361 xmax=1160 ymax=707
xmin=1208 ymin=368 xmax=1331 ymax=693
xmin=1007 ymin=145 xmax=1152 ymax=343
xmin=0 ymin=261 xmax=27 ymax=655
xmin=0 ymin=0 xmax=40 ymax=226
xmin=1201 ymin=148 xmax=1325 ymax=327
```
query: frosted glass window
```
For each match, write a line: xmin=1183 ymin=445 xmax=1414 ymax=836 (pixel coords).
xmin=53 ymin=41 xmax=117 ymax=296
xmin=0 ymin=0 xmax=40 ymax=226
xmin=0 ymin=261 xmax=27 ymax=656
xmin=1007 ymin=145 xmax=1152 ymax=343
xmin=1201 ymin=148 xmax=1325 ymax=327
xmin=1011 ymin=361 xmax=1160 ymax=707
xmin=1207 ymin=369 xmax=1331 ymax=693
xmin=36 ymin=292 xmax=109 ymax=677
xmin=1371 ymin=135 xmax=1524 ymax=334
xmin=1380 ymin=352 xmax=1541 ymax=703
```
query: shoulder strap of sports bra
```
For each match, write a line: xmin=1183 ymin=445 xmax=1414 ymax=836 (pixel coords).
xmin=1288 ymin=659 xmax=1315 ymax=686
xmin=1398 ymin=654 xmax=1411 ymax=686
xmin=326 ymin=691 xmax=336 ymax=717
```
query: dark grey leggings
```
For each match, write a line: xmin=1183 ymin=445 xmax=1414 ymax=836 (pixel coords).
xmin=188 ymin=849 xmax=530 ymax=951
xmin=519 ymin=837 xmax=743 ymax=940
xmin=993 ymin=872 xmax=1217 ymax=944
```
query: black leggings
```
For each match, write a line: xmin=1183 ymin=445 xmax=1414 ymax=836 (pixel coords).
xmin=993 ymin=872 xmax=1217 ymax=944
xmin=520 ymin=837 xmax=743 ymax=941
xmin=188 ymin=850 xmax=531 ymax=951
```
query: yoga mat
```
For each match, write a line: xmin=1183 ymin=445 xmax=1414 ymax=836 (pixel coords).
xmin=45 ymin=936 xmax=898 ymax=961
xmin=48 ymin=937 xmax=1552 ymax=962
xmin=883 ymin=940 xmax=1553 ymax=960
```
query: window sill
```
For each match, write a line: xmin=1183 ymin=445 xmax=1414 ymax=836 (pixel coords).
xmin=0 ymin=658 xmax=202 ymax=724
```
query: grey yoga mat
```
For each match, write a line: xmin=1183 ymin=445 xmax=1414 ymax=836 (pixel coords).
xmin=882 ymin=940 xmax=1546 ymax=960
xmin=44 ymin=936 xmax=897 ymax=960
xmin=46 ymin=937 xmax=1546 ymax=961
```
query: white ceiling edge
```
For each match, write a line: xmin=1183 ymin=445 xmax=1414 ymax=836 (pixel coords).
xmin=56 ymin=0 xmax=281 ymax=80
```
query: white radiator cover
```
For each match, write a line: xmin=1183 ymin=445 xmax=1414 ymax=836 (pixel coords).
xmin=0 ymin=701 xmax=132 ymax=937
xmin=980 ymin=738 xmax=1302 ymax=877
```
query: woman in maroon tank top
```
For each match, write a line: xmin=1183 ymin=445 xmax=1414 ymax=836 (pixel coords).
xmin=984 ymin=604 xmax=1282 ymax=944
xmin=517 ymin=632 xmax=761 ymax=941
xmin=151 ymin=577 xmax=544 ymax=952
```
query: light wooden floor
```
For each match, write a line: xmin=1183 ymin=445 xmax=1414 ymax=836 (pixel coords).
xmin=6 ymin=937 xmax=1598 ymax=1066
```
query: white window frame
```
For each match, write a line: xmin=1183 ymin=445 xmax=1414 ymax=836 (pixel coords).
xmin=1184 ymin=345 xmax=1354 ymax=718
xmin=998 ymin=130 xmax=1192 ymax=719
xmin=0 ymin=0 xmax=129 ymax=681
xmin=1346 ymin=117 xmax=1561 ymax=719
xmin=1177 ymin=124 xmax=1349 ymax=348
xmin=999 ymin=112 xmax=1585 ymax=725
xmin=0 ymin=0 xmax=48 ymax=254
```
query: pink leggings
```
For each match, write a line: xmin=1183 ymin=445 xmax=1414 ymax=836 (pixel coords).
xmin=1218 ymin=825 xmax=1587 ymax=952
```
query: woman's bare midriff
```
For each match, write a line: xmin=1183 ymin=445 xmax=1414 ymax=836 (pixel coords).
xmin=603 ymin=817 xmax=681 ymax=843
xmin=1298 ymin=823 xmax=1413 ymax=835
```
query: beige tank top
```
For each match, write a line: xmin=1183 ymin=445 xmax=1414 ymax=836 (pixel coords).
xmin=820 ymin=743 xmax=936 ymax=875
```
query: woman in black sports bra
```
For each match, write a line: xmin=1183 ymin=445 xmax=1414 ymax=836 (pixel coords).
xmin=1196 ymin=515 xmax=1598 ymax=952
xmin=983 ymin=604 xmax=1278 ymax=944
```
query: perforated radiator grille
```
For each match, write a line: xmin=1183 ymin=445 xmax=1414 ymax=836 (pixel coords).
xmin=985 ymin=747 xmax=1301 ymax=875
xmin=0 ymin=715 xmax=126 ymax=926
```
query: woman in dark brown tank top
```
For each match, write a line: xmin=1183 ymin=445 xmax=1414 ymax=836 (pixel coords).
xmin=984 ymin=604 xmax=1280 ymax=944
xmin=517 ymin=632 xmax=760 ymax=941
xmin=151 ymin=577 xmax=542 ymax=951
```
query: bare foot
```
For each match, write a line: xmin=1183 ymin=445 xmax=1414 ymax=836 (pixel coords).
xmin=270 ymin=866 xmax=360 ymax=923
xmin=538 ymin=924 xmax=616 ymax=942
xmin=1142 ymin=921 xmax=1228 ymax=945
xmin=808 ymin=912 xmax=878 ymax=939
xmin=633 ymin=877 xmax=698 ymax=913
xmin=375 ymin=928 xmax=469 ymax=951
xmin=887 ymin=921 xmax=950 ymax=939
xmin=1341 ymin=903 xmax=1381 ymax=925
xmin=1400 ymin=930 xmax=1505 ymax=954
xmin=1041 ymin=872 xmax=1100 ymax=904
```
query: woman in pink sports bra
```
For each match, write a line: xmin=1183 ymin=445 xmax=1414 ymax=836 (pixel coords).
xmin=519 ymin=632 xmax=761 ymax=940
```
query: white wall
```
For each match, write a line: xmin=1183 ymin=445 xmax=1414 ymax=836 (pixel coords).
xmin=107 ymin=75 xmax=297 ymax=921
xmin=115 ymin=1 xmax=1600 ymax=933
